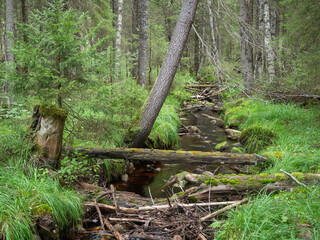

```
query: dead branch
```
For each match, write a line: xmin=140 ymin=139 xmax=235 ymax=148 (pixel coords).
xmin=200 ymin=198 xmax=248 ymax=221
xmin=104 ymin=218 xmax=125 ymax=240
xmin=85 ymin=202 xmax=139 ymax=214
xmin=280 ymin=169 xmax=309 ymax=189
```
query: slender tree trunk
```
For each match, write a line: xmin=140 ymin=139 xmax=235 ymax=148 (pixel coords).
xmin=263 ymin=0 xmax=276 ymax=82
xmin=137 ymin=0 xmax=148 ymax=87
xmin=239 ymin=0 xmax=254 ymax=95
xmin=130 ymin=0 xmax=199 ymax=147
xmin=114 ymin=0 xmax=123 ymax=81
xmin=207 ymin=0 xmax=222 ymax=83
xmin=131 ymin=0 xmax=139 ymax=79
xmin=21 ymin=0 xmax=28 ymax=42
xmin=255 ymin=0 xmax=264 ymax=79
xmin=3 ymin=0 xmax=14 ymax=104
xmin=194 ymin=27 xmax=200 ymax=74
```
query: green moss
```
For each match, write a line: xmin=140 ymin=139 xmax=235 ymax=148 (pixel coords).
xmin=259 ymin=178 xmax=278 ymax=184
xmin=258 ymin=173 xmax=269 ymax=177
xmin=31 ymin=203 xmax=53 ymax=216
xmin=275 ymin=173 xmax=286 ymax=180
xmin=39 ymin=104 xmax=68 ymax=120
xmin=292 ymin=172 xmax=304 ymax=181
xmin=220 ymin=178 xmax=239 ymax=185
xmin=188 ymin=196 xmax=198 ymax=202
xmin=205 ymin=178 xmax=219 ymax=186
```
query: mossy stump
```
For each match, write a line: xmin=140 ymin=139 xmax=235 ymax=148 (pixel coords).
xmin=31 ymin=105 xmax=67 ymax=169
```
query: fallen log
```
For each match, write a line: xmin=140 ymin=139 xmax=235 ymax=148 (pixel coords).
xmin=64 ymin=147 xmax=266 ymax=165
xmin=180 ymin=173 xmax=320 ymax=201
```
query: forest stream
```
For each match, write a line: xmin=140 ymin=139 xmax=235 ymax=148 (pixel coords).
xmin=114 ymin=107 xmax=235 ymax=198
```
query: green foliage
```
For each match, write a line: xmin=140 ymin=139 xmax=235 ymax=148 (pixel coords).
xmin=65 ymin=79 xmax=147 ymax=147
xmin=56 ymin=155 xmax=100 ymax=184
xmin=215 ymin=187 xmax=320 ymax=239
xmin=12 ymin=0 xmax=108 ymax=105
xmin=0 ymin=168 xmax=82 ymax=239
xmin=146 ymin=96 xmax=181 ymax=149
xmin=240 ymin=126 xmax=277 ymax=153
xmin=205 ymin=178 xmax=219 ymax=186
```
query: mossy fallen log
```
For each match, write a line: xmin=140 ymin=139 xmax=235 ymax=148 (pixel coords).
xmin=177 ymin=173 xmax=320 ymax=201
xmin=64 ymin=147 xmax=267 ymax=165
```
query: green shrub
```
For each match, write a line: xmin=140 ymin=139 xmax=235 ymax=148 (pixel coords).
xmin=240 ymin=126 xmax=277 ymax=153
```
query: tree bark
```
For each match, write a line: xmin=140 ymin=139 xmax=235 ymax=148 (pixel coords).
xmin=207 ymin=0 xmax=222 ymax=82
xmin=114 ymin=0 xmax=123 ymax=81
xmin=31 ymin=105 xmax=67 ymax=169
xmin=64 ymin=147 xmax=266 ymax=165
xmin=263 ymin=0 xmax=276 ymax=82
xmin=254 ymin=0 xmax=264 ymax=80
xmin=137 ymin=0 xmax=148 ymax=87
xmin=131 ymin=0 xmax=139 ymax=79
xmin=130 ymin=0 xmax=199 ymax=147
xmin=239 ymin=0 xmax=254 ymax=95
xmin=3 ymin=0 xmax=15 ymax=104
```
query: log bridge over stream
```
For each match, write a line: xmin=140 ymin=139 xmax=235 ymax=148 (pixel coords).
xmin=65 ymin=147 xmax=267 ymax=165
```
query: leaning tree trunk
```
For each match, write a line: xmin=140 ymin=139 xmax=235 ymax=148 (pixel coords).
xmin=137 ymin=0 xmax=148 ymax=87
xmin=263 ymin=0 xmax=276 ymax=83
xmin=3 ymin=0 xmax=14 ymax=105
xmin=30 ymin=105 xmax=67 ymax=169
xmin=130 ymin=0 xmax=199 ymax=147
xmin=239 ymin=0 xmax=254 ymax=96
xmin=114 ymin=0 xmax=123 ymax=81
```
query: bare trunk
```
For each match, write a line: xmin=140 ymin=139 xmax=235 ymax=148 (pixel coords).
xmin=137 ymin=0 xmax=148 ymax=87
xmin=207 ymin=0 xmax=222 ymax=82
xmin=239 ymin=0 xmax=254 ymax=95
xmin=254 ymin=0 xmax=264 ymax=79
xmin=130 ymin=0 xmax=199 ymax=147
xmin=114 ymin=0 xmax=123 ymax=81
xmin=3 ymin=0 xmax=14 ymax=104
xmin=194 ymin=26 xmax=200 ymax=74
xmin=263 ymin=0 xmax=276 ymax=82
xmin=131 ymin=0 xmax=139 ymax=79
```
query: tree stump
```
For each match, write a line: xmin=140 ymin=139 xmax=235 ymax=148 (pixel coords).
xmin=31 ymin=105 xmax=67 ymax=169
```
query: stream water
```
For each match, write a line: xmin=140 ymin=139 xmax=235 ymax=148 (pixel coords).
xmin=115 ymin=108 xmax=234 ymax=198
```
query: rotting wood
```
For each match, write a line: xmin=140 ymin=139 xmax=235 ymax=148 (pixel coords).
xmin=104 ymin=218 xmax=125 ymax=240
xmin=200 ymin=198 xmax=248 ymax=221
xmin=85 ymin=202 xmax=139 ymax=214
xmin=109 ymin=217 xmax=148 ymax=223
xmin=180 ymin=173 xmax=320 ymax=201
xmin=138 ymin=200 xmax=240 ymax=211
xmin=64 ymin=147 xmax=266 ymax=165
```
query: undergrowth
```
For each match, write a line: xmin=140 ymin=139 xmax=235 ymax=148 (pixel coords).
xmin=215 ymin=187 xmax=320 ymax=240
xmin=223 ymin=98 xmax=320 ymax=173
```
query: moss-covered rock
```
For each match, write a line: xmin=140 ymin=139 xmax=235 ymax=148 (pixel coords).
xmin=215 ymin=141 xmax=231 ymax=152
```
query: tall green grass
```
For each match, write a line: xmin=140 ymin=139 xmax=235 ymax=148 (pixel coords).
xmin=223 ymin=99 xmax=320 ymax=173
xmin=215 ymin=187 xmax=320 ymax=240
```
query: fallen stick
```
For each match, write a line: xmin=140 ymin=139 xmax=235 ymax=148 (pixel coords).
xmin=104 ymin=218 xmax=125 ymax=240
xmin=280 ymin=169 xmax=309 ymax=189
xmin=85 ymin=202 xmax=139 ymax=214
xmin=109 ymin=217 xmax=148 ymax=223
xmin=201 ymin=113 xmax=216 ymax=120
xmin=200 ymin=198 xmax=248 ymax=222
xmin=110 ymin=185 xmax=119 ymax=215
xmin=138 ymin=200 xmax=239 ymax=211
xmin=94 ymin=199 xmax=105 ymax=231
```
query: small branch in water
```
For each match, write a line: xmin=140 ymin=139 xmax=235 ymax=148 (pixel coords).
xmin=148 ymin=186 xmax=154 ymax=205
